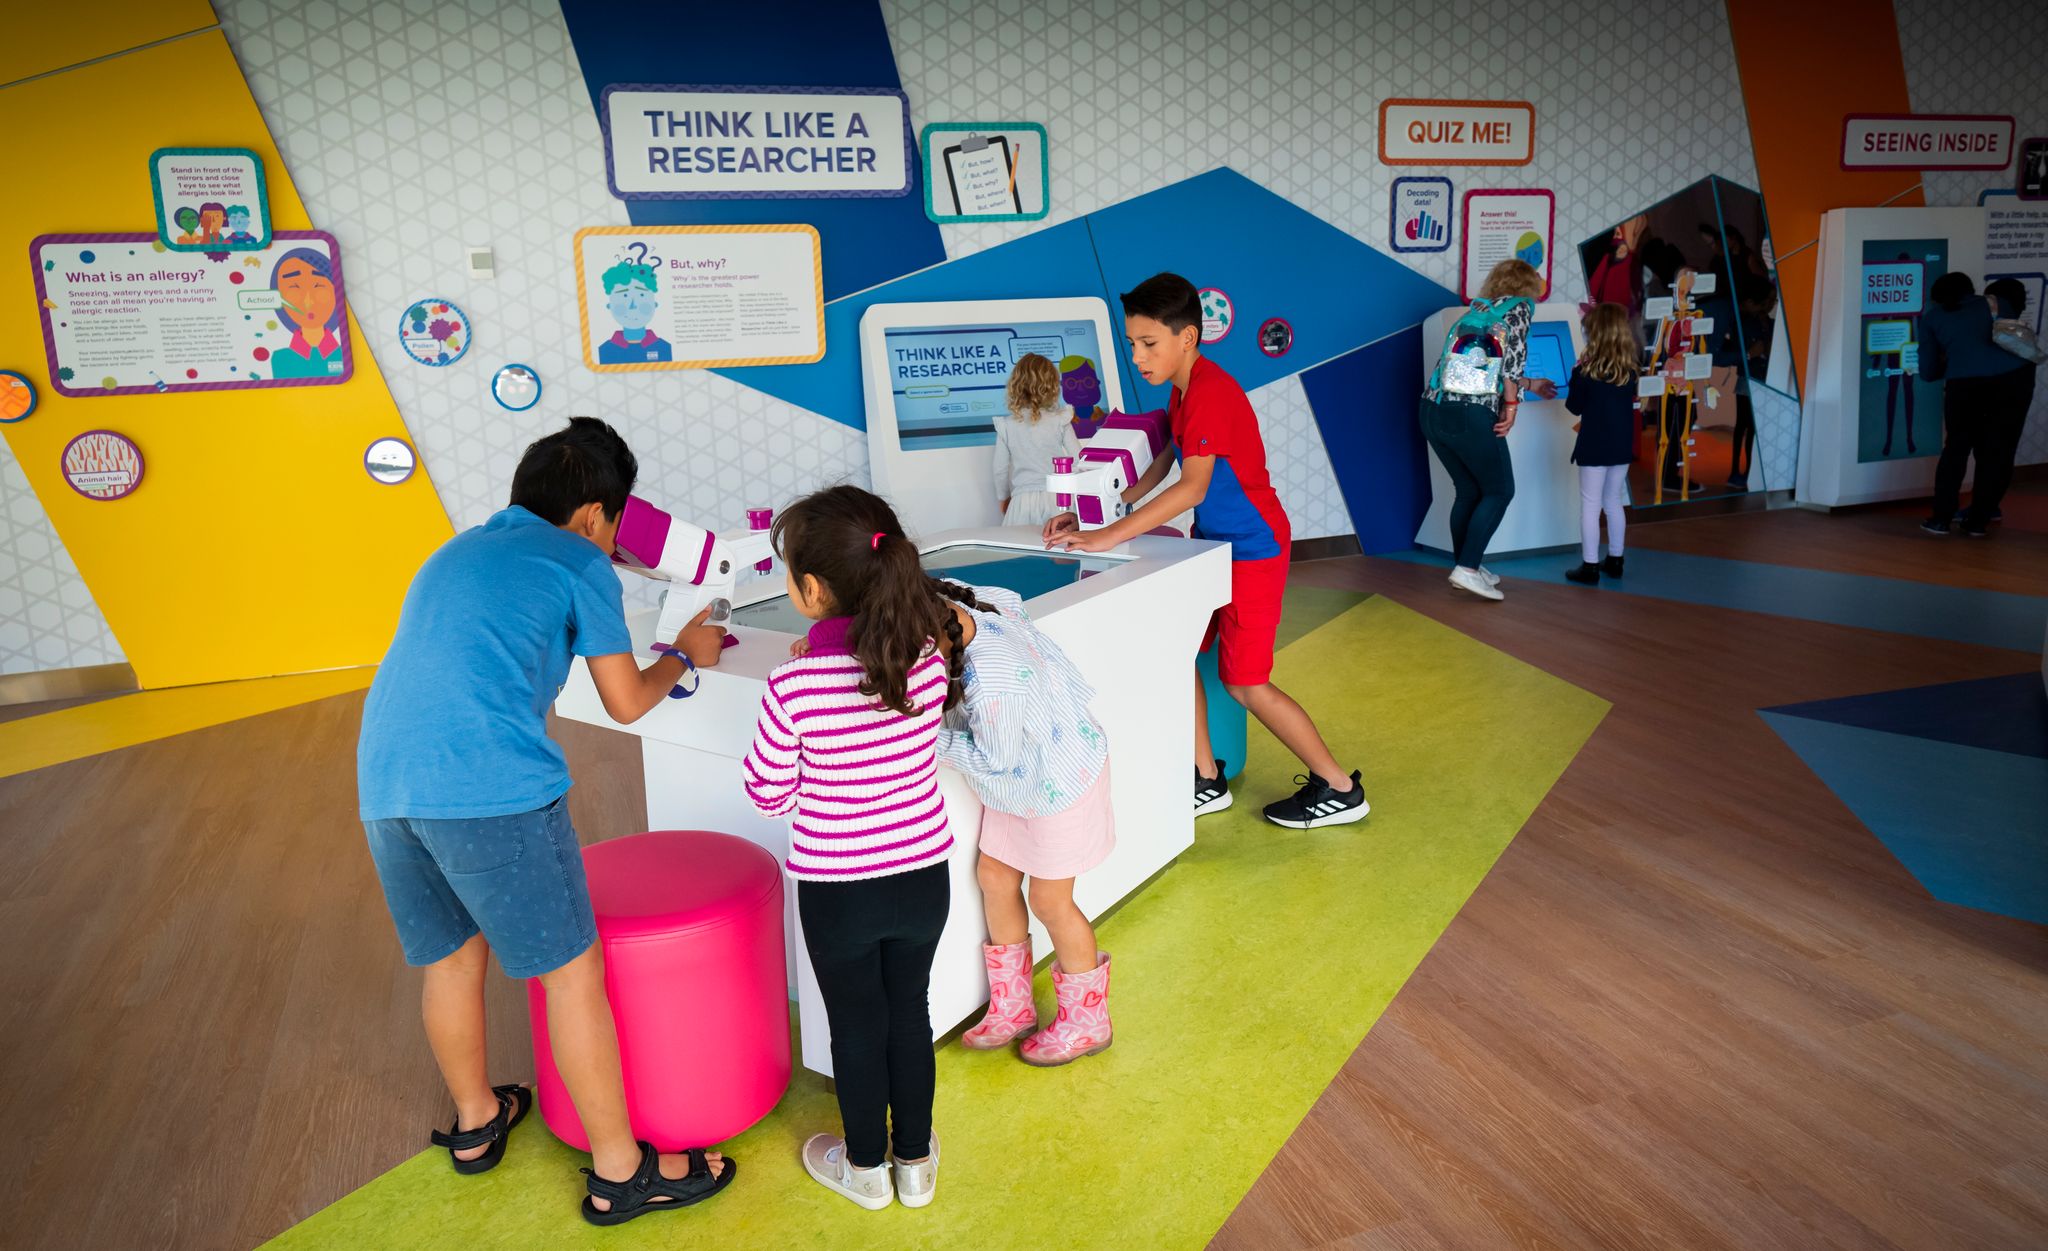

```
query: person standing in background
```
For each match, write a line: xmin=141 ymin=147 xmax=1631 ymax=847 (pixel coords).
xmin=1918 ymin=272 xmax=2032 ymax=537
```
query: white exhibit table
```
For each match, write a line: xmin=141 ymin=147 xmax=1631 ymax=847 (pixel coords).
xmin=555 ymin=527 xmax=1231 ymax=1075
xmin=1416 ymin=301 xmax=1595 ymax=556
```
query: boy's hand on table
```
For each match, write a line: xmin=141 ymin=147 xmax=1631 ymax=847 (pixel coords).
xmin=1041 ymin=512 xmax=1079 ymax=544
xmin=1048 ymin=526 xmax=1118 ymax=554
xmin=674 ymin=606 xmax=727 ymax=668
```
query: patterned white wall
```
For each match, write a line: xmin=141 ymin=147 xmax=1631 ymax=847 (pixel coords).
xmin=0 ymin=447 xmax=125 ymax=674
xmin=1896 ymin=0 xmax=2048 ymax=466
xmin=5 ymin=0 xmax=1801 ymax=673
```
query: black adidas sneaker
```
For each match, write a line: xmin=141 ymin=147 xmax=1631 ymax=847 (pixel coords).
xmin=1262 ymin=771 xmax=1369 ymax=829
xmin=1195 ymin=761 xmax=1233 ymax=816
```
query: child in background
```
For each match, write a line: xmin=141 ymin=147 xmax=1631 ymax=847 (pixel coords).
xmin=992 ymin=352 xmax=1082 ymax=530
xmin=745 ymin=486 xmax=958 ymax=1211
xmin=1047 ymin=273 xmax=1367 ymax=830
xmin=935 ymin=580 xmax=1115 ymax=1066
xmin=1562 ymin=303 xmax=1639 ymax=585
xmin=358 ymin=417 xmax=735 ymax=1226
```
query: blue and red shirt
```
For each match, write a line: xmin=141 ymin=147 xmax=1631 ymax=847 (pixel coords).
xmin=1170 ymin=355 xmax=1290 ymax=561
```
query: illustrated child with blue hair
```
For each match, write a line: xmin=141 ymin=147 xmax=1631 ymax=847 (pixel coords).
xmin=223 ymin=205 xmax=259 ymax=248
xmin=597 ymin=261 xmax=673 ymax=364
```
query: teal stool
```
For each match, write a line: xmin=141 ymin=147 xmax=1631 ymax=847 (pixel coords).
xmin=1197 ymin=646 xmax=1248 ymax=781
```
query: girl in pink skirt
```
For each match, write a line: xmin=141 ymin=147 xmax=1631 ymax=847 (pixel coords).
xmin=932 ymin=579 xmax=1115 ymax=1066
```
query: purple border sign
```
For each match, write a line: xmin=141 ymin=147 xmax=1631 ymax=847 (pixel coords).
xmin=61 ymin=429 xmax=145 ymax=500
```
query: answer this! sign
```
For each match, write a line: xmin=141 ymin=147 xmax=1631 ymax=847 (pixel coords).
xmin=603 ymin=85 xmax=913 ymax=199
xmin=1380 ymin=99 xmax=1535 ymax=166
xmin=1860 ymin=262 xmax=1924 ymax=315
xmin=1842 ymin=114 xmax=2014 ymax=171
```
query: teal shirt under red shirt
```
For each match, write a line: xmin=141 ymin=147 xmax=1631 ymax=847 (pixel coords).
xmin=1170 ymin=355 xmax=1290 ymax=561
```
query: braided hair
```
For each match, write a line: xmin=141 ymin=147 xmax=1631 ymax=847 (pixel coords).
xmin=928 ymin=578 xmax=999 ymax=709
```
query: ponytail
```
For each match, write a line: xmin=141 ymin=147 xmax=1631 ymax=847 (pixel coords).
xmin=772 ymin=486 xmax=955 ymax=716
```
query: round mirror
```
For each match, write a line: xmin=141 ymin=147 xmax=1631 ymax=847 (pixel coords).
xmin=364 ymin=437 xmax=417 ymax=485
xmin=492 ymin=362 xmax=541 ymax=411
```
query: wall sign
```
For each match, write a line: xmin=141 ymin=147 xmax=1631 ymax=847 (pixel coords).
xmin=1460 ymin=189 xmax=1554 ymax=300
xmin=1859 ymin=261 xmax=1923 ymax=314
xmin=600 ymin=84 xmax=913 ymax=200
xmin=31 ymin=232 xmax=352 ymax=395
xmin=1390 ymin=176 xmax=1453 ymax=253
xmin=150 ymin=147 xmax=272 ymax=253
xmin=62 ymin=430 xmax=144 ymax=500
xmin=1840 ymin=114 xmax=2014 ymax=171
xmin=491 ymin=363 xmax=542 ymax=410
xmin=398 ymin=298 xmax=470 ymax=366
xmin=1379 ymin=99 xmax=1534 ymax=166
xmin=363 ymin=437 xmax=417 ymax=485
xmin=1258 ymin=317 xmax=1293 ymax=358
xmin=919 ymin=122 xmax=1049 ymax=223
xmin=0 ymin=370 xmax=36 ymax=423
xmin=573 ymin=225 xmax=825 ymax=370
xmin=1198 ymin=287 xmax=1234 ymax=343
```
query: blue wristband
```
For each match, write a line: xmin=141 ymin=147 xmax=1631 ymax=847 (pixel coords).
xmin=647 ymin=643 xmax=699 ymax=699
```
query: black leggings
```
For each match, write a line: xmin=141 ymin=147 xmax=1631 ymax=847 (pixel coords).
xmin=798 ymin=863 xmax=949 ymax=1169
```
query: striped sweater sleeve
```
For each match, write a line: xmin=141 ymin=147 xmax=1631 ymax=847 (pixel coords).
xmin=744 ymin=680 xmax=801 ymax=817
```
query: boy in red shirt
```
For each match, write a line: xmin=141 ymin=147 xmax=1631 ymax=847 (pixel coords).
xmin=1047 ymin=273 xmax=1367 ymax=828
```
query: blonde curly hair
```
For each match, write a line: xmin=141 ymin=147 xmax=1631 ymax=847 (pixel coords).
xmin=1006 ymin=353 xmax=1062 ymax=423
xmin=1480 ymin=258 xmax=1545 ymax=301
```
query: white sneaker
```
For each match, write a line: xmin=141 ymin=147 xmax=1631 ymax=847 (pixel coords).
xmin=893 ymin=1128 xmax=939 ymax=1208
xmin=802 ymin=1134 xmax=894 ymax=1210
xmin=1478 ymin=566 xmax=1500 ymax=587
xmin=1448 ymin=567 xmax=1504 ymax=601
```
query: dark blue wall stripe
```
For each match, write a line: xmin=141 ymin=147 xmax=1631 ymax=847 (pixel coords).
xmin=558 ymin=0 xmax=946 ymax=302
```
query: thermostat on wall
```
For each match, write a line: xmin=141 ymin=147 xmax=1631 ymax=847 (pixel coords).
xmin=466 ymin=246 xmax=494 ymax=279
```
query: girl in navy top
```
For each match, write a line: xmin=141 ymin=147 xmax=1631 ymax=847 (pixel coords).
xmin=1564 ymin=303 xmax=1641 ymax=584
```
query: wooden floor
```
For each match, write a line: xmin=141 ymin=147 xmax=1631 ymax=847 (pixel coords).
xmin=1 ymin=492 xmax=2043 ymax=1250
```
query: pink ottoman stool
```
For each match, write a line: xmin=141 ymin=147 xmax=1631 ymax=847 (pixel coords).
xmin=527 ymin=830 xmax=789 ymax=1151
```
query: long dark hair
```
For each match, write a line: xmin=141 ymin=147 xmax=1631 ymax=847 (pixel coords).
xmin=773 ymin=486 xmax=967 ymax=716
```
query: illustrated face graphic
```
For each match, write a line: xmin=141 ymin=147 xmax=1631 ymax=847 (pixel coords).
xmin=200 ymin=206 xmax=226 ymax=234
xmin=606 ymin=279 xmax=658 ymax=332
xmin=276 ymin=258 xmax=336 ymax=337
xmin=1061 ymin=361 xmax=1101 ymax=410
xmin=175 ymin=208 xmax=199 ymax=233
xmin=227 ymin=209 xmax=251 ymax=234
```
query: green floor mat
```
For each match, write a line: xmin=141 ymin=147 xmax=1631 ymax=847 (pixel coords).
xmin=265 ymin=593 xmax=1606 ymax=1250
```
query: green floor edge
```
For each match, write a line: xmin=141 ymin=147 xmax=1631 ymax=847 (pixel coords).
xmin=263 ymin=592 xmax=1608 ymax=1250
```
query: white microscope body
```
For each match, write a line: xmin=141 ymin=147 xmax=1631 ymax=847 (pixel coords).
xmin=609 ymin=495 xmax=777 ymax=641
xmin=1046 ymin=456 xmax=1130 ymax=532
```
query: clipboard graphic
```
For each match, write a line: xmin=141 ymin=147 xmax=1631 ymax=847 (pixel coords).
xmin=942 ymin=133 xmax=1020 ymax=216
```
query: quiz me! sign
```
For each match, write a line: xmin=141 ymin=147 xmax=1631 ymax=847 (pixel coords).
xmin=603 ymin=85 xmax=913 ymax=199
xmin=1860 ymin=262 xmax=1924 ymax=315
xmin=1380 ymin=99 xmax=1535 ymax=165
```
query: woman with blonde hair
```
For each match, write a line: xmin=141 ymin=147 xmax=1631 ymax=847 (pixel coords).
xmin=1562 ymin=302 xmax=1640 ymax=584
xmin=1417 ymin=258 xmax=1555 ymax=600
xmin=990 ymin=353 xmax=1082 ymax=530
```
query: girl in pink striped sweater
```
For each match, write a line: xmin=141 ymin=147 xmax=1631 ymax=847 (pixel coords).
xmin=744 ymin=486 xmax=964 ymax=1213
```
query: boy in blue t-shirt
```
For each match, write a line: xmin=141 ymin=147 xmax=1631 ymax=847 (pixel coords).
xmin=358 ymin=417 xmax=736 ymax=1225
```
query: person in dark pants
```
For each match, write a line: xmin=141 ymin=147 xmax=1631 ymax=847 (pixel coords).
xmin=1919 ymin=273 xmax=2033 ymax=537
xmin=745 ymin=486 xmax=966 ymax=1210
xmin=1974 ymin=278 xmax=2041 ymax=529
xmin=1420 ymin=258 xmax=1555 ymax=601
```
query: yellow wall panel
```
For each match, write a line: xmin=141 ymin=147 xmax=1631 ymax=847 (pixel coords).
xmin=0 ymin=31 xmax=452 ymax=689
xmin=2 ymin=0 xmax=221 ymax=86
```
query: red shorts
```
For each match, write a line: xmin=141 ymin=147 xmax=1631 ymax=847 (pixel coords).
xmin=1202 ymin=549 xmax=1290 ymax=686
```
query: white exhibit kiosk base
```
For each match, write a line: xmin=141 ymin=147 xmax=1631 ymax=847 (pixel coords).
xmin=555 ymin=529 xmax=1230 ymax=1076
xmin=1799 ymin=207 xmax=1994 ymax=508
xmin=1416 ymin=302 xmax=1593 ymax=555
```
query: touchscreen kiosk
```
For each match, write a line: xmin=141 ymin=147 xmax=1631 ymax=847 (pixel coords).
xmin=861 ymin=297 xmax=1125 ymax=537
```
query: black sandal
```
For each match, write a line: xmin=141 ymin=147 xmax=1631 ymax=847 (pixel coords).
xmin=580 ymin=1140 xmax=738 ymax=1226
xmin=430 ymin=1083 xmax=531 ymax=1175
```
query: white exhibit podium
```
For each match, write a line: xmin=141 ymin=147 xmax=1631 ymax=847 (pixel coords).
xmin=555 ymin=528 xmax=1230 ymax=1075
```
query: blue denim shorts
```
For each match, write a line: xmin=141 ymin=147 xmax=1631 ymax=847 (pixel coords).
xmin=364 ymin=794 xmax=599 ymax=979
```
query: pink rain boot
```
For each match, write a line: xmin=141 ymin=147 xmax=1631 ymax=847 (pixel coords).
xmin=961 ymin=941 xmax=1037 ymax=1049
xmin=1020 ymin=952 xmax=1112 ymax=1067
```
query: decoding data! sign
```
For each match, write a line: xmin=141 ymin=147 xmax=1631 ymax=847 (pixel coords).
xmin=602 ymin=85 xmax=913 ymax=199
